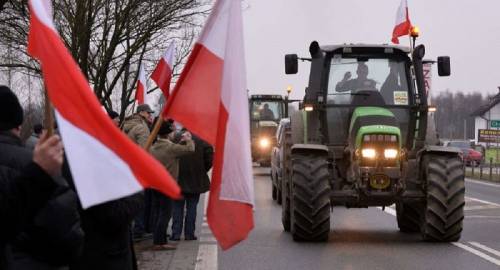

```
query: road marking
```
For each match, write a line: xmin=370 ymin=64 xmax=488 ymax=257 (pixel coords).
xmin=466 ymin=196 xmax=500 ymax=207
xmin=464 ymin=205 xmax=500 ymax=211
xmin=466 ymin=178 xmax=500 ymax=188
xmin=378 ymin=203 xmax=500 ymax=266
xmin=452 ymin=242 xmax=500 ymax=267
xmin=195 ymin=192 xmax=218 ymax=270
xmin=470 ymin=242 xmax=500 ymax=258
xmin=195 ymin=244 xmax=218 ymax=270
xmin=377 ymin=205 xmax=396 ymax=216
xmin=466 ymin=215 xmax=500 ymax=219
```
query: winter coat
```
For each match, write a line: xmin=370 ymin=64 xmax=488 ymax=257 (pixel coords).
xmin=0 ymin=131 xmax=84 ymax=269
xmin=150 ymin=138 xmax=195 ymax=179
xmin=178 ymin=136 xmax=214 ymax=194
xmin=69 ymin=192 xmax=143 ymax=270
xmin=122 ymin=115 xmax=150 ymax=147
xmin=0 ymin=133 xmax=57 ymax=269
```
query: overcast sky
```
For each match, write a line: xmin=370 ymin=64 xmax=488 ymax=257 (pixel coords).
xmin=242 ymin=0 xmax=500 ymax=100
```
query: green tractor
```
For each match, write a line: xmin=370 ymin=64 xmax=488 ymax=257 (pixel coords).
xmin=280 ymin=41 xmax=464 ymax=242
xmin=249 ymin=94 xmax=286 ymax=166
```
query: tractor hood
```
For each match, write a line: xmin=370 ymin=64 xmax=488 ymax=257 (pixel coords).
xmin=349 ymin=107 xmax=401 ymax=148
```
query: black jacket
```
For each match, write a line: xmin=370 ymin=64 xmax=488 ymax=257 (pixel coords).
xmin=0 ymin=131 xmax=84 ymax=269
xmin=63 ymin=161 xmax=142 ymax=270
xmin=178 ymin=136 xmax=214 ymax=194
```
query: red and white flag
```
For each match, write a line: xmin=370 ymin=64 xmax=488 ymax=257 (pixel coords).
xmin=135 ymin=64 xmax=147 ymax=105
xmin=151 ymin=42 xmax=175 ymax=100
xmin=27 ymin=0 xmax=180 ymax=208
xmin=392 ymin=0 xmax=412 ymax=44
xmin=163 ymin=0 xmax=254 ymax=249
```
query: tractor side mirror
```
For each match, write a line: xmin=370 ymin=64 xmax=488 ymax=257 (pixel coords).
xmin=285 ymin=54 xmax=298 ymax=74
xmin=437 ymin=56 xmax=451 ymax=76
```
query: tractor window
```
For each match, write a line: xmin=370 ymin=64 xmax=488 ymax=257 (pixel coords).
xmin=250 ymin=101 xmax=283 ymax=121
xmin=325 ymin=56 xmax=411 ymax=146
xmin=327 ymin=57 xmax=409 ymax=106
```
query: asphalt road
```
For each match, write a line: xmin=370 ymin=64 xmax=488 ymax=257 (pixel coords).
xmin=217 ymin=167 xmax=500 ymax=270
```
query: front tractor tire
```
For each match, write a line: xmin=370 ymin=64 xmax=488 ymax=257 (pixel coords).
xmin=421 ymin=155 xmax=465 ymax=242
xmin=290 ymin=154 xmax=331 ymax=242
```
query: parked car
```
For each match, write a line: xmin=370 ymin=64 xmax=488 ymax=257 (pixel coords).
xmin=445 ymin=140 xmax=484 ymax=166
xmin=270 ymin=118 xmax=290 ymax=204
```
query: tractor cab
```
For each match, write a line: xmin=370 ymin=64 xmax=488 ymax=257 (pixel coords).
xmin=249 ymin=94 xmax=286 ymax=166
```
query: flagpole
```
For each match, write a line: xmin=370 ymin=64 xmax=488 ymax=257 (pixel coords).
xmin=43 ymin=88 xmax=54 ymax=136
xmin=144 ymin=116 xmax=163 ymax=151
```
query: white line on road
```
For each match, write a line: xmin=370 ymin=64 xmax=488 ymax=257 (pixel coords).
xmin=195 ymin=244 xmax=218 ymax=270
xmin=466 ymin=215 xmax=500 ymax=219
xmin=195 ymin=192 xmax=218 ymax=270
xmin=469 ymin=242 xmax=500 ymax=258
xmin=377 ymin=205 xmax=396 ymax=216
xmin=464 ymin=205 xmax=500 ymax=211
xmin=452 ymin=242 xmax=500 ymax=267
xmin=466 ymin=178 xmax=500 ymax=188
xmin=466 ymin=196 xmax=500 ymax=207
xmin=377 ymin=202 xmax=500 ymax=267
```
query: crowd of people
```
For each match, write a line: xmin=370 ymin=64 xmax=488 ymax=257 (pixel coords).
xmin=0 ymin=85 xmax=213 ymax=269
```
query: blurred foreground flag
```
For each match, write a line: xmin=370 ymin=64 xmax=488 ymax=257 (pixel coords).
xmin=163 ymin=0 xmax=254 ymax=250
xmin=392 ymin=0 xmax=412 ymax=44
xmin=135 ymin=64 xmax=147 ymax=105
xmin=27 ymin=0 xmax=180 ymax=208
xmin=151 ymin=42 xmax=176 ymax=100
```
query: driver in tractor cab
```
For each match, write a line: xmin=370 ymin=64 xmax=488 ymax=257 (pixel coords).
xmin=335 ymin=62 xmax=377 ymax=93
xmin=259 ymin=103 xmax=276 ymax=121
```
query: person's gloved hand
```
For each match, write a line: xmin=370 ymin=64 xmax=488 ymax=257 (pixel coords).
xmin=33 ymin=131 xmax=64 ymax=177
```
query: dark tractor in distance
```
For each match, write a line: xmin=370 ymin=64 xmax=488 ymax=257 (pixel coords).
xmin=249 ymin=94 xmax=286 ymax=166
xmin=280 ymin=41 xmax=464 ymax=242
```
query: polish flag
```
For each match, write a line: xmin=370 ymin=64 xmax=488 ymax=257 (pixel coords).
xmin=163 ymin=0 xmax=254 ymax=249
xmin=151 ymin=43 xmax=175 ymax=100
xmin=27 ymin=0 xmax=180 ymax=208
xmin=135 ymin=64 xmax=147 ymax=105
xmin=392 ymin=0 xmax=412 ymax=44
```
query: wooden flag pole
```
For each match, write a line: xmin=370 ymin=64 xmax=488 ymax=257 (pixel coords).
xmin=43 ymin=89 xmax=54 ymax=137
xmin=144 ymin=116 xmax=164 ymax=151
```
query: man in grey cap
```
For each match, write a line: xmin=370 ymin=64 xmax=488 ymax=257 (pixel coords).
xmin=122 ymin=104 xmax=155 ymax=240
xmin=122 ymin=104 xmax=154 ymax=147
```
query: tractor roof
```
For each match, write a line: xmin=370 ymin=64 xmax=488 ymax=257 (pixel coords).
xmin=321 ymin=44 xmax=411 ymax=54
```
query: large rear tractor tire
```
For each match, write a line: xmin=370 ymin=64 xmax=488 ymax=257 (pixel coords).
xmin=290 ymin=154 xmax=331 ymax=242
xmin=421 ymin=155 xmax=465 ymax=242
xmin=396 ymin=202 xmax=422 ymax=233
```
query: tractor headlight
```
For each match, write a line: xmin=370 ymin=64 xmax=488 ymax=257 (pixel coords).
xmin=384 ymin=149 xmax=398 ymax=159
xmin=361 ymin=148 xmax=376 ymax=159
xmin=259 ymin=137 xmax=270 ymax=149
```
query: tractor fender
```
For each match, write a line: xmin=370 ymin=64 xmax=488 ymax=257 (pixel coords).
xmin=417 ymin=145 xmax=462 ymax=157
xmin=291 ymin=144 xmax=329 ymax=156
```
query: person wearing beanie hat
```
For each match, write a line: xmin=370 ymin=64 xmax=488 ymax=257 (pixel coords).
xmin=149 ymin=120 xmax=195 ymax=250
xmin=0 ymin=86 xmax=24 ymax=133
xmin=0 ymin=85 xmax=84 ymax=268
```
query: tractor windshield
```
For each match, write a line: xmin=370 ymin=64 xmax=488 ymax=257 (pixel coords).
xmin=327 ymin=57 xmax=410 ymax=105
xmin=250 ymin=100 xmax=283 ymax=121
xmin=325 ymin=55 xmax=412 ymax=146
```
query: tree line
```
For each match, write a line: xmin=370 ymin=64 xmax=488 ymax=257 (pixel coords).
xmin=432 ymin=90 xmax=494 ymax=141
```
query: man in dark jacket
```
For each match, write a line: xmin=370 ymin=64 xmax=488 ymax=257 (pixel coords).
xmin=170 ymin=135 xmax=213 ymax=241
xmin=67 ymin=110 xmax=144 ymax=270
xmin=0 ymin=85 xmax=84 ymax=269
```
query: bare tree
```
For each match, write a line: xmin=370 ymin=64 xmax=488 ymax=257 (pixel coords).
xmin=0 ymin=0 xmax=209 ymax=119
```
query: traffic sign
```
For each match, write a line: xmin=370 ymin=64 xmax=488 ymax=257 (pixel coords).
xmin=491 ymin=120 xmax=500 ymax=128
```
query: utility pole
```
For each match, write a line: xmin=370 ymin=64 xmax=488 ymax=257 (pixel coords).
xmin=464 ymin=119 xmax=467 ymax=140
